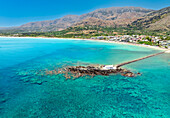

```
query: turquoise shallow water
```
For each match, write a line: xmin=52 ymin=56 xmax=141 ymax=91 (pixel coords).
xmin=0 ymin=37 xmax=169 ymax=118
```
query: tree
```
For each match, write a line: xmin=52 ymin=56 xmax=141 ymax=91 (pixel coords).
xmin=160 ymin=36 xmax=164 ymax=40
xmin=146 ymin=36 xmax=152 ymax=42
xmin=165 ymin=36 xmax=170 ymax=40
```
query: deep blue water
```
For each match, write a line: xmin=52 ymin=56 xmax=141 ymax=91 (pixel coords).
xmin=0 ymin=37 xmax=169 ymax=118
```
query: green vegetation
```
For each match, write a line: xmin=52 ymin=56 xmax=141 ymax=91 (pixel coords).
xmin=145 ymin=36 xmax=152 ymax=42
xmin=1 ymin=25 xmax=169 ymax=39
xmin=138 ymin=41 xmax=155 ymax=46
xmin=165 ymin=36 xmax=170 ymax=40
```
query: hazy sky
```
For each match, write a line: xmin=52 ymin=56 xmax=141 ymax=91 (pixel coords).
xmin=0 ymin=0 xmax=169 ymax=27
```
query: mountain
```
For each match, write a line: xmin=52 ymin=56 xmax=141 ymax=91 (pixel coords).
xmin=19 ymin=15 xmax=80 ymax=32
xmin=74 ymin=7 xmax=153 ymax=27
xmin=132 ymin=6 xmax=170 ymax=31
xmin=148 ymin=15 xmax=170 ymax=31
xmin=72 ymin=17 xmax=116 ymax=27
xmin=0 ymin=7 xmax=153 ymax=33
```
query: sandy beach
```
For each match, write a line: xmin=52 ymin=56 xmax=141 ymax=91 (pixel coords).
xmin=0 ymin=36 xmax=169 ymax=52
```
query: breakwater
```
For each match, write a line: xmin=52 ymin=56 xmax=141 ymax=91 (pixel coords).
xmin=116 ymin=51 xmax=165 ymax=68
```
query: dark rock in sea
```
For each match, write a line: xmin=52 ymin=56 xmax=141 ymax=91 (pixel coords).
xmin=0 ymin=98 xmax=7 ymax=103
xmin=36 ymin=81 xmax=43 ymax=85
xmin=0 ymin=95 xmax=10 ymax=104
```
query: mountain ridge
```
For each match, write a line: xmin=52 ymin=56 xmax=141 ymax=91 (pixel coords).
xmin=1 ymin=6 xmax=169 ymax=33
xmin=132 ymin=6 xmax=170 ymax=31
xmin=0 ymin=6 xmax=154 ymax=33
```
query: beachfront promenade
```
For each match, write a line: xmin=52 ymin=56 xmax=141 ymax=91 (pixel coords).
xmin=115 ymin=51 xmax=165 ymax=68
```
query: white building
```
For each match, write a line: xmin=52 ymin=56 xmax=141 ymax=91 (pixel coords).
xmin=102 ymin=65 xmax=117 ymax=70
xmin=97 ymin=36 xmax=104 ymax=39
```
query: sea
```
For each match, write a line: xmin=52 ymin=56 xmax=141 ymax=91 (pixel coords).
xmin=0 ymin=37 xmax=169 ymax=118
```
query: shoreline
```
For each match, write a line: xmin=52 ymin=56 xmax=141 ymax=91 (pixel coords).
xmin=0 ymin=36 xmax=169 ymax=52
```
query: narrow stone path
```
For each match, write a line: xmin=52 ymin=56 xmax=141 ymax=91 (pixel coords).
xmin=116 ymin=51 xmax=165 ymax=68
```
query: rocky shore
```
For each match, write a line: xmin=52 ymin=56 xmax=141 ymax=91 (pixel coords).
xmin=44 ymin=65 xmax=141 ymax=79
xmin=67 ymin=66 xmax=137 ymax=78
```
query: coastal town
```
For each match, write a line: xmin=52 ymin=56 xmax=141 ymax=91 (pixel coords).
xmin=1 ymin=33 xmax=170 ymax=50
xmin=90 ymin=35 xmax=170 ymax=49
